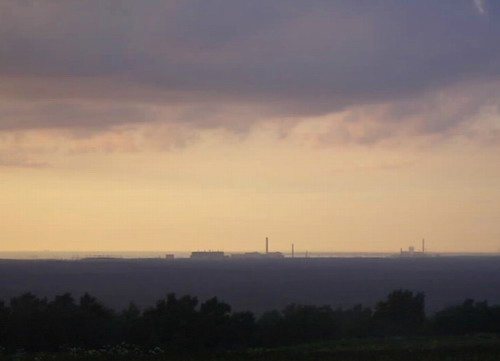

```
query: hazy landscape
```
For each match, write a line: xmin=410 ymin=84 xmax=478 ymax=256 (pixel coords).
xmin=2 ymin=256 xmax=500 ymax=313
xmin=2 ymin=0 xmax=500 ymax=359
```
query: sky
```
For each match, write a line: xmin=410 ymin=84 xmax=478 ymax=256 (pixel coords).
xmin=1 ymin=0 xmax=500 ymax=253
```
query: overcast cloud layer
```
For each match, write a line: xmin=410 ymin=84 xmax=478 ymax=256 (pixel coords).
xmin=0 ymin=0 xmax=499 ymax=141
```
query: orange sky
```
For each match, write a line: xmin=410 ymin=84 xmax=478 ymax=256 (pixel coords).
xmin=1 ymin=118 xmax=500 ymax=253
xmin=1 ymin=1 xmax=500 ymax=253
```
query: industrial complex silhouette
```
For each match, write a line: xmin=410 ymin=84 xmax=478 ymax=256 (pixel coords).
xmin=190 ymin=237 xmax=285 ymax=260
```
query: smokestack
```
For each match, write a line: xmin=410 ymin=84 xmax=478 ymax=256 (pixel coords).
xmin=266 ymin=237 xmax=269 ymax=254
xmin=422 ymin=238 xmax=425 ymax=253
xmin=292 ymin=243 xmax=295 ymax=258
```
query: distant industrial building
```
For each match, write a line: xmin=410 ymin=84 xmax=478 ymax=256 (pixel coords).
xmin=399 ymin=239 xmax=428 ymax=257
xmin=165 ymin=254 xmax=175 ymax=260
xmin=190 ymin=251 xmax=227 ymax=260
xmin=190 ymin=237 xmax=286 ymax=260
xmin=230 ymin=237 xmax=284 ymax=259
xmin=231 ymin=251 xmax=284 ymax=259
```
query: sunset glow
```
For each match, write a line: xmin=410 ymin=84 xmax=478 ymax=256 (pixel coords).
xmin=1 ymin=1 xmax=500 ymax=253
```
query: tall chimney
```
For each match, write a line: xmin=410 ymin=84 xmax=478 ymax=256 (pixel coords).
xmin=292 ymin=243 xmax=295 ymax=258
xmin=422 ymin=238 xmax=425 ymax=253
xmin=266 ymin=237 xmax=269 ymax=254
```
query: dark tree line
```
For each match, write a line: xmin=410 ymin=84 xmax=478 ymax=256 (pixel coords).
xmin=1 ymin=290 xmax=500 ymax=352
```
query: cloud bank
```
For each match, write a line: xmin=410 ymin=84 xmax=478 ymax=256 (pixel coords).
xmin=0 ymin=0 xmax=499 ymax=143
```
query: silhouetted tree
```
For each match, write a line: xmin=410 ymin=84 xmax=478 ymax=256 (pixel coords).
xmin=280 ymin=304 xmax=336 ymax=344
xmin=7 ymin=293 xmax=48 ymax=351
xmin=12 ymin=288 xmax=500 ymax=354
xmin=335 ymin=304 xmax=374 ymax=337
xmin=196 ymin=297 xmax=232 ymax=349
xmin=256 ymin=310 xmax=283 ymax=347
xmin=77 ymin=293 xmax=116 ymax=348
xmin=45 ymin=293 xmax=79 ymax=350
xmin=257 ymin=304 xmax=337 ymax=346
xmin=0 ymin=300 xmax=8 ymax=347
xmin=143 ymin=293 xmax=199 ymax=349
xmin=373 ymin=290 xmax=425 ymax=335
xmin=120 ymin=302 xmax=146 ymax=345
xmin=227 ymin=311 xmax=256 ymax=349
xmin=433 ymin=299 xmax=500 ymax=335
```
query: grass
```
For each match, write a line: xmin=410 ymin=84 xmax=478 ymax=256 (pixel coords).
xmin=2 ymin=335 xmax=500 ymax=361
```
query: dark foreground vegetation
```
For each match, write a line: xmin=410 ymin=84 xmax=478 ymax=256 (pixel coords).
xmin=2 ymin=289 xmax=500 ymax=359
xmin=2 ymin=336 xmax=500 ymax=361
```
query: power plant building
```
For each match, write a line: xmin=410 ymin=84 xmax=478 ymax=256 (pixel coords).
xmin=399 ymin=239 xmax=428 ymax=257
xmin=190 ymin=237 xmax=284 ymax=260
xmin=190 ymin=251 xmax=227 ymax=260
xmin=230 ymin=237 xmax=284 ymax=259
xmin=231 ymin=252 xmax=284 ymax=259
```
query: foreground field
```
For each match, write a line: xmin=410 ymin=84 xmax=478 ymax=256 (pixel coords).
xmin=2 ymin=335 xmax=500 ymax=361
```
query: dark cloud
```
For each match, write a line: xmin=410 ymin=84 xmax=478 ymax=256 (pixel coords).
xmin=0 ymin=101 xmax=154 ymax=130
xmin=0 ymin=0 xmax=499 ymax=137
